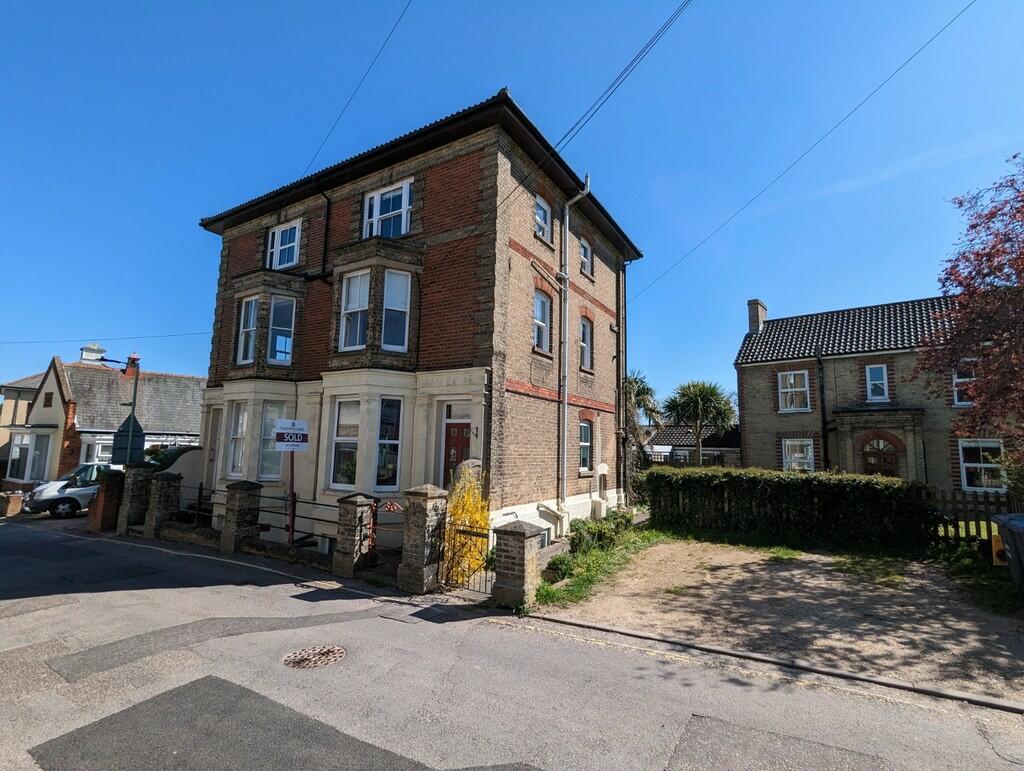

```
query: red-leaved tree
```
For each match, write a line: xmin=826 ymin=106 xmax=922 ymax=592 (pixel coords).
xmin=920 ymin=155 xmax=1024 ymax=466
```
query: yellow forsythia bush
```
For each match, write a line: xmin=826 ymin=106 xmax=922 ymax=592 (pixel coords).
xmin=443 ymin=465 xmax=490 ymax=585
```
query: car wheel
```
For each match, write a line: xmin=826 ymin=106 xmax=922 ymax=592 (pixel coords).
xmin=49 ymin=499 xmax=80 ymax=518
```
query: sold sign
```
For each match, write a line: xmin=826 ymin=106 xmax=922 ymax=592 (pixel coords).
xmin=274 ymin=419 xmax=310 ymax=452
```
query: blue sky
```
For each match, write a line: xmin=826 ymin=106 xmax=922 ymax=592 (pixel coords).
xmin=2 ymin=0 xmax=1021 ymax=405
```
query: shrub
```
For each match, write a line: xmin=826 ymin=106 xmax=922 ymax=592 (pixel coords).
xmin=545 ymin=552 xmax=574 ymax=581
xmin=569 ymin=518 xmax=616 ymax=554
xmin=630 ymin=470 xmax=650 ymax=506
xmin=444 ymin=465 xmax=490 ymax=584
xmin=605 ymin=508 xmax=634 ymax=534
xmin=644 ymin=466 xmax=937 ymax=551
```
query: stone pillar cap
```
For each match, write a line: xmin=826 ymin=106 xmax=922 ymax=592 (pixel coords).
xmin=339 ymin=493 xmax=374 ymax=504
xmin=494 ymin=520 xmax=546 ymax=537
xmin=404 ymin=484 xmax=448 ymax=498
xmin=225 ymin=480 xmax=262 ymax=491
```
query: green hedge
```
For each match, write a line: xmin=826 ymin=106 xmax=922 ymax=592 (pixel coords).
xmin=569 ymin=509 xmax=634 ymax=554
xmin=645 ymin=466 xmax=937 ymax=551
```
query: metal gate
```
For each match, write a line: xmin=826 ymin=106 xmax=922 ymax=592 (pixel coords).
xmin=441 ymin=522 xmax=494 ymax=594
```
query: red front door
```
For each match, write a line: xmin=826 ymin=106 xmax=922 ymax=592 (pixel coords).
xmin=443 ymin=422 xmax=471 ymax=486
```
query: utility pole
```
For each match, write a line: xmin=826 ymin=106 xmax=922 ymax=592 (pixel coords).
xmin=100 ymin=352 xmax=142 ymax=464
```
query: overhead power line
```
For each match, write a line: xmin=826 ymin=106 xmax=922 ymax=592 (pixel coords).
xmin=0 ymin=332 xmax=208 ymax=346
xmin=493 ymin=0 xmax=695 ymax=215
xmin=628 ymin=0 xmax=980 ymax=302
xmin=300 ymin=0 xmax=415 ymax=177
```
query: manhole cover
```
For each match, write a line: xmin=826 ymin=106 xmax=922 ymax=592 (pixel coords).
xmin=282 ymin=645 xmax=347 ymax=669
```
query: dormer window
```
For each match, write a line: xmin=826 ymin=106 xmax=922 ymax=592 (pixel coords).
xmin=364 ymin=179 xmax=413 ymax=239
xmin=267 ymin=221 xmax=300 ymax=269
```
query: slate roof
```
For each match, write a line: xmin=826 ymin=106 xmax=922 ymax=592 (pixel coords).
xmin=735 ymin=296 xmax=954 ymax=366
xmin=649 ymin=425 xmax=741 ymax=449
xmin=2 ymin=372 xmax=45 ymax=391
xmin=60 ymin=362 xmax=205 ymax=434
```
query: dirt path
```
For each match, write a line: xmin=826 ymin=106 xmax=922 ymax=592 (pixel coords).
xmin=555 ymin=540 xmax=1024 ymax=699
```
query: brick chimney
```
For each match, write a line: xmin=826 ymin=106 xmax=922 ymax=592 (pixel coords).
xmin=747 ymin=299 xmax=767 ymax=333
xmin=123 ymin=353 xmax=140 ymax=378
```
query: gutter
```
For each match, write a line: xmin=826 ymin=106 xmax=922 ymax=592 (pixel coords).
xmin=815 ymin=348 xmax=830 ymax=470
xmin=558 ymin=175 xmax=590 ymax=530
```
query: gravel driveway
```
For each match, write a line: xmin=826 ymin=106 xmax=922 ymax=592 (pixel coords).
xmin=554 ymin=540 xmax=1024 ymax=699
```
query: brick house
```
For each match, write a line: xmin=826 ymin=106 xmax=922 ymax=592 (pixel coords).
xmin=197 ymin=90 xmax=641 ymax=542
xmin=2 ymin=345 xmax=205 ymax=491
xmin=0 ymin=371 xmax=43 ymax=471
xmin=735 ymin=296 xmax=1007 ymax=493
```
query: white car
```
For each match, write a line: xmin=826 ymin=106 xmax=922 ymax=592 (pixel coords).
xmin=22 ymin=463 xmax=109 ymax=518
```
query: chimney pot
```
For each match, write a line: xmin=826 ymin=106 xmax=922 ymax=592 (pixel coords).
xmin=747 ymin=299 xmax=767 ymax=333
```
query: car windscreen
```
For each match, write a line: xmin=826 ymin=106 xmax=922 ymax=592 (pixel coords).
xmin=58 ymin=465 xmax=89 ymax=481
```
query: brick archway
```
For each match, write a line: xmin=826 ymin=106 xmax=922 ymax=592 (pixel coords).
xmin=853 ymin=429 xmax=906 ymax=454
xmin=854 ymin=429 xmax=905 ymax=477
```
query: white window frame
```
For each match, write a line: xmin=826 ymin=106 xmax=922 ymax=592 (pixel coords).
xmin=363 ymin=178 xmax=413 ymax=239
xmin=225 ymin=402 xmax=247 ymax=479
xmin=534 ymin=195 xmax=551 ymax=241
xmin=258 ymin=401 xmax=286 ymax=481
xmin=579 ymin=420 xmax=593 ymax=472
xmin=329 ymin=398 xmax=360 ymax=491
xmin=340 ymin=270 xmax=370 ymax=351
xmin=237 ymin=296 xmax=259 ymax=365
xmin=953 ymin=361 xmax=976 ymax=407
xmin=267 ymin=295 xmax=296 ymax=365
xmin=267 ymin=220 xmax=301 ymax=270
xmin=381 ymin=269 xmax=411 ymax=353
xmin=865 ymin=364 xmax=889 ymax=402
xmin=782 ymin=438 xmax=814 ymax=472
xmin=533 ymin=290 xmax=551 ymax=352
xmin=958 ymin=439 xmax=1006 ymax=492
xmin=6 ymin=433 xmax=37 ymax=482
xmin=375 ymin=397 xmax=403 ymax=492
xmin=777 ymin=370 xmax=811 ymax=413
xmin=580 ymin=316 xmax=593 ymax=371
xmin=580 ymin=237 xmax=593 ymax=276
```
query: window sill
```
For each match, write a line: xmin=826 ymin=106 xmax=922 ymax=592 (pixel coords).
xmin=533 ymin=232 xmax=555 ymax=252
xmin=579 ymin=366 xmax=595 ymax=378
xmin=381 ymin=347 xmax=410 ymax=355
xmin=532 ymin=346 xmax=554 ymax=360
xmin=578 ymin=469 xmax=594 ymax=478
xmin=866 ymin=398 xmax=890 ymax=405
xmin=338 ymin=346 xmax=367 ymax=354
xmin=235 ymin=361 xmax=255 ymax=368
xmin=778 ymin=408 xmax=812 ymax=414
xmin=963 ymin=487 xmax=1007 ymax=494
xmin=953 ymin=403 xmax=974 ymax=409
xmin=579 ymin=268 xmax=595 ymax=283
xmin=267 ymin=361 xmax=293 ymax=368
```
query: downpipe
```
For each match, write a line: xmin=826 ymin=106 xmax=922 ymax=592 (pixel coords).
xmin=558 ymin=174 xmax=590 ymax=535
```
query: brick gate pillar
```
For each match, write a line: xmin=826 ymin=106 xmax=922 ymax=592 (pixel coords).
xmin=332 ymin=495 xmax=375 ymax=578
xmin=117 ymin=465 xmax=154 ymax=535
xmin=144 ymin=472 xmax=182 ymax=539
xmin=492 ymin=520 xmax=546 ymax=608
xmin=220 ymin=480 xmax=262 ymax=554
xmin=397 ymin=484 xmax=448 ymax=594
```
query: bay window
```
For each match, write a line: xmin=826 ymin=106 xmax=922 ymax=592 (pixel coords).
xmin=330 ymin=399 xmax=360 ymax=488
xmin=364 ymin=179 xmax=413 ymax=239
xmin=267 ymin=296 xmax=295 ymax=365
xmin=6 ymin=434 xmax=32 ymax=481
xmin=382 ymin=270 xmax=411 ymax=352
xmin=259 ymin=401 xmax=286 ymax=480
xmin=340 ymin=271 xmax=370 ymax=350
xmin=237 ymin=297 xmax=258 ymax=365
xmin=267 ymin=220 xmax=301 ymax=269
xmin=226 ymin=402 xmax=247 ymax=478
xmin=375 ymin=398 xmax=402 ymax=490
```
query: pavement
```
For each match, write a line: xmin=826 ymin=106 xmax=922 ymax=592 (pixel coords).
xmin=2 ymin=516 xmax=1022 ymax=770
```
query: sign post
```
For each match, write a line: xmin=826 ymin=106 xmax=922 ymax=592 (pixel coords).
xmin=274 ymin=419 xmax=309 ymax=544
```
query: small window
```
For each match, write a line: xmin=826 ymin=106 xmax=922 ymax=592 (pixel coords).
xmin=237 ymin=297 xmax=259 ymax=365
xmin=533 ymin=290 xmax=551 ymax=352
xmin=267 ymin=296 xmax=295 ymax=365
xmin=382 ymin=270 xmax=411 ymax=352
xmin=340 ymin=271 xmax=370 ymax=351
xmin=862 ymin=438 xmax=898 ymax=476
xmin=226 ymin=403 xmax=247 ymax=478
xmin=96 ymin=443 xmax=113 ymax=463
xmin=267 ymin=221 xmax=301 ymax=270
xmin=580 ymin=238 xmax=593 ymax=276
xmin=782 ymin=438 xmax=814 ymax=472
xmin=259 ymin=401 xmax=286 ymax=480
xmin=376 ymin=398 xmax=402 ymax=490
xmin=953 ymin=362 xmax=976 ymax=407
xmin=534 ymin=195 xmax=551 ymax=241
xmin=579 ymin=420 xmax=593 ymax=471
xmin=959 ymin=439 xmax=1005 ymax=492
xmin=43 ymin=392 xmax=53 ymax=408
xmin=865 ymin=364 xmax=888 ymax=402
xmin=778 ymin=370 xmax=810 ymax=412
xmin=364 ymin=179 xmax=413 ymax=239
xmin=580 ymin=316 xmax=593 ymax=371
xmin=330 ymin=399 xmax=360 ymax=488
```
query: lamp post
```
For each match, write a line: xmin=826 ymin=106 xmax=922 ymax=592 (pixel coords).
xmin=99 ymin=353 xmax=141 ymax=465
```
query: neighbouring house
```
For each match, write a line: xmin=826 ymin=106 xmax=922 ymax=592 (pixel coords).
xmin=197 ymin=89 xmax=641 ymax=543
xmin=735 ymin=296 xmax=1007 ymax=493
xmin=0 ymin=372 xmax=44 ymax=470
xmin=647 ymin=425 xmax=741 ymax=467
xmin=2 ymin=344 xmax=206 ymax=491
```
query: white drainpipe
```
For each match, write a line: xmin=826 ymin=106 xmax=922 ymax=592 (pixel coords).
xmin=558 ymin=174 xmax=590 ymax=532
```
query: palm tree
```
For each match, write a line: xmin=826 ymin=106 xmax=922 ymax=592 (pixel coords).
xmin=623 ymin=371 xmax=662 ymax=499
xmin=662 ymin=381 xmax=736 ymax=466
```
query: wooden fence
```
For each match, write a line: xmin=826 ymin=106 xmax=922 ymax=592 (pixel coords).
xmin=929 ymin=489 xmax=1022 ymax=545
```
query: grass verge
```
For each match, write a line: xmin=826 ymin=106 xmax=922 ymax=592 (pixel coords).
xmin=931 ymin=542 xmax=1024 ymax=616
xmin=832 ymin=555 xmax=908 ymax=587
xmin=534 ymin=528 xmax=678 ymax=607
